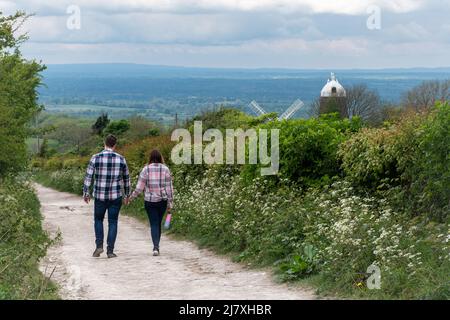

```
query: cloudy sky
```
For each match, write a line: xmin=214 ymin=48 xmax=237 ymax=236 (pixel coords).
xmin=1 ymin=0 xmax=450 ymax=68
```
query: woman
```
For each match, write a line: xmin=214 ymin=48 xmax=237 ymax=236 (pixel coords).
xmin=129 ymin=149 xmax=174 ymax=256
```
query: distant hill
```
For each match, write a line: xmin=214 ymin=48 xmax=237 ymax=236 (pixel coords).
xmin=42 ymin=63 xmax=450 ymax=79
xmin=39 ymin=64 xmax=450 ymax=122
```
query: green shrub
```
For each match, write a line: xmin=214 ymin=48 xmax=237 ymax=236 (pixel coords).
xmin=35 ymin=169 xmax=84 ymax=195
xmin=62 ymin=158 xmax=87 ymax=170
xmin=189 ymin=107 xmax=258 ymax=131
xmin=403 ymin=102 xmax=450 ymax=221
xmin=44 ymin=158 xmax=63 ymax=171
xmin=119 ymin=135 xmax=175 ymax=176
xmin=274 ymin=244 xmax=319 ymax=281
xmin=0 ymin=176 xmax=59 ymax=299
xmin=339 ymin=102 xmax=450 ymax=221
xmin=104 ymin=120 xmax=130 ymax=137
xmin=30 ymin=158 xmax=45 ymax=169
xmin=241 ymin=114 xmax=362 ymax=186
xmin=338 ymin=126 xmax=400 ymax=188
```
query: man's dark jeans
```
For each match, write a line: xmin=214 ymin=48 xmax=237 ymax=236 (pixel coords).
xmin=144 ymin=200 xmax=167 ymax=250
xmin=94 ymin=197 xmax=122 ymax=253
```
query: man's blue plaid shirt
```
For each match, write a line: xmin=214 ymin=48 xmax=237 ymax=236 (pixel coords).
xmin=83 ymin=149 xmax=131 ymax=201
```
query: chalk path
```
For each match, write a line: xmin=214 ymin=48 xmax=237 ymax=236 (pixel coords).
xmin=36 ymin=184 xmax=315 ymax=300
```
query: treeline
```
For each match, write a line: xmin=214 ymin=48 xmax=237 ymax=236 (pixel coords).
xmin=0 ymin=11 xmax=58 ymax=299
xmin=30 ymin=112 xmax=163 ymax=158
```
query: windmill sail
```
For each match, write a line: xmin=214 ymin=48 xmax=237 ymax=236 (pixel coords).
xmin=279 ymin=99 xmax=304 ymax=120
xmin=248 ymin=100 xmax=267 ymax=116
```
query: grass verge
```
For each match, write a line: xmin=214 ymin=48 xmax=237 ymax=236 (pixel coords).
xmin=0 ymin=175 xmax=59 ymax=300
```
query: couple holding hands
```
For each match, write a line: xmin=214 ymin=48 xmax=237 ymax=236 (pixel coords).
xmin=83 ymin=134 xmax=173 ymax=258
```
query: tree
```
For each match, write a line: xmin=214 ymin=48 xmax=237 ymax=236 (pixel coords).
xmin=92 ymin=113 xmax=110 ymax=135
xmin=45 ymin=119 xmax=92 ymax=154
xmin=104 ymin=120 xmax=130 ymax=137
xmin=29 ymin=114 xmax=56 ymax=154
xmin=125 ymin=116 xmax=159 ymax=140
xmin=402 ymin=80 xmax=450 ymax=111
xmin=67 ymin=124 xmax=92 ymax=154
xmin=0 ymin=11 xmax=45 ymax=176
xmin=38 ymin=138 xmax=48 ymax=158
xmin=307 ymin=98 xmax=321 ymax=118
xmin=148 ymin=128 xmax=160 ymax=136
xmin=345 ymin=84 xmax=382 ymax=123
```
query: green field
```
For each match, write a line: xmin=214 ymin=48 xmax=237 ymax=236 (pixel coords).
xmin=44 ymin=104 xmax=182 ymax=124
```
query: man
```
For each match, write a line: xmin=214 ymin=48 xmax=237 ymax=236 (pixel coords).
xmin=83 ymin=134 xmax=131 ymax=258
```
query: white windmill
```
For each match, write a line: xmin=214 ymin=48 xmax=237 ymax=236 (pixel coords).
xmin=248 ymin=99 xmax=304 ymax=120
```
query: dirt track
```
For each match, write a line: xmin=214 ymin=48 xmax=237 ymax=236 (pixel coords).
xmin=36 ymin=184 xmax=315 ymax=300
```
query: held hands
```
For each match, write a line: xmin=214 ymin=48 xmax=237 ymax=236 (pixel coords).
xmin=84 ymin=195 xmax=132 ymax=205
xmin=124 ymin=197 xmax=132 ymax=206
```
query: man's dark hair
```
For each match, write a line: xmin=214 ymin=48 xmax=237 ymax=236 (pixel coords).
xmin=104 ymin=134 xmax=117 ymax=148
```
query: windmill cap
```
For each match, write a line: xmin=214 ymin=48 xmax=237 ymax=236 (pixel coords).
xmin=321 ymin=72 xmax=346 ymax=97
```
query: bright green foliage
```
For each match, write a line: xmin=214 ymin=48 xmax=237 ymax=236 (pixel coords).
xmin=0 ymin=12 xmax=45 ymax=176
xmin=119 ymin=135 xmax=175 ymax=172
xmin=43 ymin=158 xmax=63 ymax=171
xmin=104 ymin=119 xmax=131 ymax=137
xmin=338 ymin=126 xmax=400 ymax=188
xmin=0 ymin=176 xmax=59 ymax=299
xmin=148 ymin=128 xmax=160 ymax=137
xmin=339 ymin=102 xmax=450 ymax=221
xmin=0 ymin=12 xmax=57 ymax=298
xmin=404 ymin=103 xmax=450 ymax=221
xmin=34 ymin=169 xmax=84 ymax=196
xmin=274 ymin=244 xmax=318 ymax=281
xmin=189 ymin=108 xmax=256 ymax=131
xmin=62 ymin=157 xmax=89 ymax=170
xmin=242 ymin=114 xmax=362 ymax=186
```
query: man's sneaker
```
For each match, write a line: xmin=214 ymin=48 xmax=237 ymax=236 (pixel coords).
xmin=107 ymin=252 xmax=118 ymax=259
xmin=93 ymin=248 xmax=104 ymax=257
xmin=153 ymin=248 xmax=160 ymax=256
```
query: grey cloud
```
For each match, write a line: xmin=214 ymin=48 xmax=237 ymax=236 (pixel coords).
xmin=10 ymin=0 xmax=428 ymax=16
xmin=4 ymin=0 xmax=449 ymax=68
xmin=24 ymin=12 xmax=323 ymax=45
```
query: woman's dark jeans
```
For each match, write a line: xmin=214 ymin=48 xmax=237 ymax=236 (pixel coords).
xmin=144 ymin=200 xmax=167 ymax=250
xmin=94 ymin=197 xmax=122 ymax=253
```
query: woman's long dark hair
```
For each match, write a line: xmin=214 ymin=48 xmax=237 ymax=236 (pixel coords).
xmin=149 ymin=149 xmax=164 ymax=164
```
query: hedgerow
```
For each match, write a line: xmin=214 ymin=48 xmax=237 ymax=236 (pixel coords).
xmin=0 ymin=176 xmax=59 ymax=299
xmin=241 ymin=114 xmax=362 ymax=186
xmin=339 ymin=102 xmax=450 ymax=221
